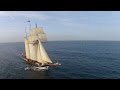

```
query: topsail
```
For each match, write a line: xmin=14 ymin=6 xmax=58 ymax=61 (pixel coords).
xmin=28 ymin=27 xmax=47 ymax=42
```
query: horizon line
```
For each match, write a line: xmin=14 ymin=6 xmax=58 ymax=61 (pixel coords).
xmin=0 ymin=40 xmax=120 ymax=43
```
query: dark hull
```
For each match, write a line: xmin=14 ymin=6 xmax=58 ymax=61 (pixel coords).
xmin=21 ymin=53 xmax=61 ymax=67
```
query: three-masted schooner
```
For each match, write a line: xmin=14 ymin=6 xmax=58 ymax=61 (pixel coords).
xmin=21 ymin=22 xmax=61 ymax=70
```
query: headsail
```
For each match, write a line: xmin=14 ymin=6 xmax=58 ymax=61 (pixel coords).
xmin=37 ymin=40 xmax=52 ymax=64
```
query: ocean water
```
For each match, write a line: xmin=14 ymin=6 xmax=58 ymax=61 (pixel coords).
xmin=0 ymin=41 xmax=120 ymax=79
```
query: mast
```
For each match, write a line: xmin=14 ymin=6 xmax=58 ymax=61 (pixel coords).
xmin=35 ymin=25 xmax=42 ymax=61
xmin=25 ymin=26 xmax=27 ymax=38
xmin=35 ymin=24 xmax=43 ymax=61
xmin=36 ymin=23 xmax=37 ymax=28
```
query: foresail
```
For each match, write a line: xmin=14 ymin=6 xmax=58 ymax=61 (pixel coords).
xmin=24 ymin=38 xmax=30 ymax=59
xmin=38 ymin=40 xmax=52 ymax=64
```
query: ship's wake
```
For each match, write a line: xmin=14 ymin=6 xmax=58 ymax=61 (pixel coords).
xmin=24 ymin=66 xmax=48 ymax=71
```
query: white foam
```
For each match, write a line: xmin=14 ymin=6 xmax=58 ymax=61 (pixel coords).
xmin=24 ymin=66 xmax=48 ymax=71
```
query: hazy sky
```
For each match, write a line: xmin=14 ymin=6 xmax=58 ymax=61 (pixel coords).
xmin=0 ymin=11 xmax=120 ymax=42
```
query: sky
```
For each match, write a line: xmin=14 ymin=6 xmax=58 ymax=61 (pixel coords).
xmin=0 ymin=11 xmax=120 ymax=42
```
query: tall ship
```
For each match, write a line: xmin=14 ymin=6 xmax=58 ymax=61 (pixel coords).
xmin=21 ymin=21 xmax=61 ymax=70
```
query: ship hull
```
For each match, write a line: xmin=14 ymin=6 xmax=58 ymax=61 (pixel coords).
xmin=21 ymin=53 xmax=61 ymax=67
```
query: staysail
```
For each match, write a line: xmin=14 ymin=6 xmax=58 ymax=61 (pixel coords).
xmin=37 ymin=40 xmax=52 ymax=64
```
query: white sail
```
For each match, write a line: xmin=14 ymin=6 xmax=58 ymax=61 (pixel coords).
xmin=37 ymin=43 xmax=42 ymax=62
xmin=29 ymin=43 xmax=37 ymax=61
xmin=38 ymin=40 xmax=52 ymax=64
xmin=24 ymin=38 xmax=30 ymax=59
xmin=28 ymin=27 xmax=47 ymax=42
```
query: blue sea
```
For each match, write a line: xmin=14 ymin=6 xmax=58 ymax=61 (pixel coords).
xmin=0 ymin=41 xmax=120 ymax=79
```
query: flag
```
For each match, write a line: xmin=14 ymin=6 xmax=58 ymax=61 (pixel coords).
xmin=27 ymin=20 xmax=30 ymax=22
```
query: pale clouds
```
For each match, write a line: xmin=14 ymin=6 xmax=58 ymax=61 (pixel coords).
xmin=0 ymin=11 xmax=120 ymax=42
xmin=0 ymin=11 xmax=85 ymax=28
xmin=0 ymin=11 xmax=48 ymax=20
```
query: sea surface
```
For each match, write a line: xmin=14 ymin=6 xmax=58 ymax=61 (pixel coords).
xmin=0 ymin=41 xmax=120 ymax=79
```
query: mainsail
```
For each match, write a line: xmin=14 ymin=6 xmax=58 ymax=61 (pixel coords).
xmin=24 ymin=38 xmax=30 ymax=59
xmin=29 ymin=42 xmax=37 ymax=61
xmin=24 ymin=27 xmax=52 ymax=65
